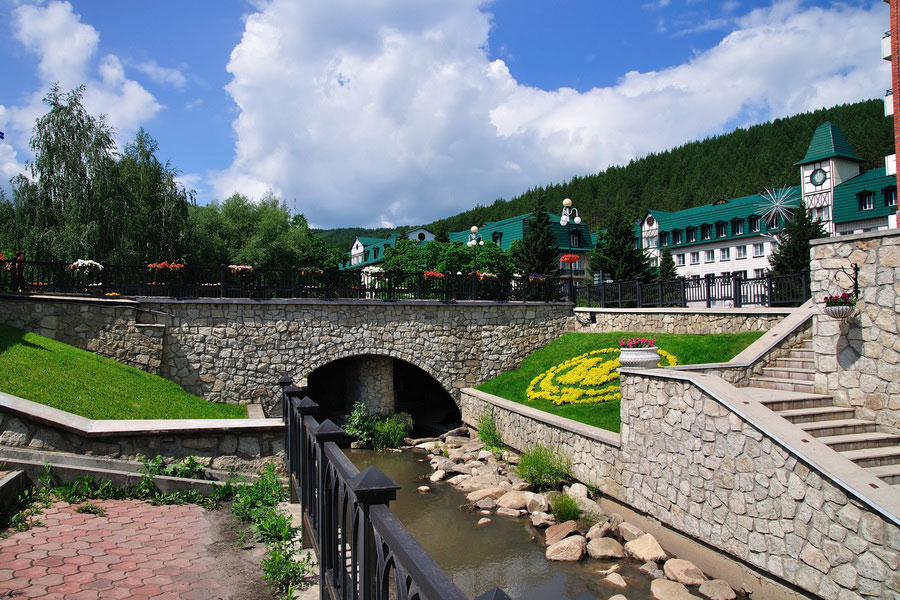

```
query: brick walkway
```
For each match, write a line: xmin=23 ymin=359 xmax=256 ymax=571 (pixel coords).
xmin=0 ymin=500 xmax=274 ymax=600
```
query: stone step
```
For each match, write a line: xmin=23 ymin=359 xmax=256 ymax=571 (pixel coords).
xmin=772 ymin=357 xmax=815 ymax=370
xmin=760 ymin=367 xmax=816 ymax=382
xmin=752 ymin=390 xmax=833 ymax=412
xmin=799 ymin=340 xmax=813 ymax=349
xmin=841 ymin=446 xmax=900 ymax=468
xmin=815 ymin=432 xmax=900 ymax=452
xmin=777 ymin=406 xmax=857 ymax=424
xmin=748 ymin=376 xmax=815 ymax=393
xmin=870 ymin=464 xmax=900 ymax=485
xmin=788 ymin=349 xmax=815 ymax=360
xmin=798 ymin=419 xmax=877 ymax=437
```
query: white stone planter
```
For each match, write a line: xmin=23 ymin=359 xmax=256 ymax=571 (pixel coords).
xmin=824 ymin=305 xmax=855 ymax=319
xmin=619 ymin=346 xmax=660 ymax=369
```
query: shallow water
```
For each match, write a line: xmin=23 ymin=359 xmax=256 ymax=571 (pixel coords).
xmin=347 ymin=448 xmax=658 ymax=600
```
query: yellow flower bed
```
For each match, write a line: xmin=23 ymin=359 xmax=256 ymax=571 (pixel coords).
xmin=526 ymin=347 xmax=678 ymax=405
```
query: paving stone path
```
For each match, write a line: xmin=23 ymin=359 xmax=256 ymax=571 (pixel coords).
xmin=0 ymin=499 xmax=275 ymax=600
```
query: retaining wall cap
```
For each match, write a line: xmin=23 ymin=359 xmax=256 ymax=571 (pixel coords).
xmin=573 ymin=306 xmax=793 ymax=315
xmin=137 ymin=297 xmax=573 ymax=308
xmin=810 ymin=228 xmax=900 ymax=245
xmin=619 ymin=368 xmax=900 ymax=526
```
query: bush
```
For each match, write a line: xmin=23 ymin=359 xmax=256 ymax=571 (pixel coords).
xmin=477 ymin=413 xmax=504 ymax=450
xmin=343 ymin=402 xmax=413 ymax=450
xmin=515 ymin=445 xmax=571 ymax=491
xmin=551 ymin=493 xmax=581 ymax=522
xmin=141 ymin=455 xmax=208 ymax=480
xmin=262 ymin=541 xmax=315 ymax=597
xmin=232 ymin=463 xmax=287 ymax=523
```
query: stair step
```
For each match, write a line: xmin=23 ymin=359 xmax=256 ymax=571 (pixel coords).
xmin=772 ymin=358 xmax=815 ymax=370
xmin=748 ymin=376 xmax=815 ymax=393
xmin=777 ymin=406 xmax=856 ymax=424
xmin=788 ymin=349 xmax=815 ymax=360
xmin=841 ymin=446 xmax=900 ymax=468
xmin=815 ymin=432 xmax=900 ymax=452
xmin=799 ymin=340 xmax=813 ymax=348
xmin=761 ymin=367 xmax=816 ymax=382
xmin=755 ymin=393 xmax=833 ymax=412
xmin=798 ymin=419 xmax=876 ymax=437
xmin=872 ymin=464 xmax=900 ymax=484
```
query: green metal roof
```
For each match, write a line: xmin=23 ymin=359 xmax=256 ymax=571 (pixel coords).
xmin=449 ymin=212 xmax=593 ymax=253
xmin=832 ymin=168 xmax=897 ymax=224
xmin=794 ymin=122 xmax=864 ymax=166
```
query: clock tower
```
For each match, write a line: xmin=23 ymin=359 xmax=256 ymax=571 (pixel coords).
xmin=795 ymin=122 xmax=865 ymax=234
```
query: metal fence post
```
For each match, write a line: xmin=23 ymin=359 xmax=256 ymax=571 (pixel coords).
xmin=705 ymin=276 xmax=712 ymax=308
xmin=349 ymin=466 xmax=400 ymax=600
xmin=219 ymin=265 xmax=227 ymax=298
xmin=766 ymin=273 xmax=773 ymax=307
xmin=292 ymin=394 xmax=318 ymax=546
xmin=679 ymin=277 xmax=686 ymax=307
xmin=733 ymin=273 xmax=742 ymax=308
xmin=312 ymin=419 xmax=345 ymax=593
xmin=277 ymin=375 xmax=293 ymax=422
xmin=636 ymin=281 xmax=643 ymax=307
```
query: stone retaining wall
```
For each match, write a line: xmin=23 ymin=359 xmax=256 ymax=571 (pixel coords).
xmin=810 ymin=230 xmax=900 ymax=435
xmin=0 ymin=392 xmax=284 ymax=473
xmin=573 ymin=307 xmax=791 ymax=335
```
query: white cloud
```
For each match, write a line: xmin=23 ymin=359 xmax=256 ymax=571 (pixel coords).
xmin=211 ymin=0 xmax=886 ymax=228
xmin=133 ymin=59 xmax=188 ymax=89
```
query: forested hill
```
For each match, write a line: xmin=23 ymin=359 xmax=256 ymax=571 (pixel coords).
xmin=317 ymin=99 xmax=892 ymax=249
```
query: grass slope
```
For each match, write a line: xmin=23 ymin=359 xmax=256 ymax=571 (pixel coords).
xmin=0 ymin=324 xmax=246 ymax=420
xmin=476 ymin=331 xmax=763 ymax=433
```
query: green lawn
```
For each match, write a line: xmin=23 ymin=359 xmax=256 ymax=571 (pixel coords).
xmin=0 ymin=324 xmax=247 ymax=420
xmin=476 ymin=331 xmax=763 ymax=433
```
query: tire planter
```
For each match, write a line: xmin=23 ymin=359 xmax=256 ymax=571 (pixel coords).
xmin=824 ymin=305 xmax=855 ymax=319
xmin=619 ymin=346 xmax=661 ymax=369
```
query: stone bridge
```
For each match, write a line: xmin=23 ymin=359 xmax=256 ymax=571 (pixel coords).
xmin=0 ymin=297 xmax=572 ymax=412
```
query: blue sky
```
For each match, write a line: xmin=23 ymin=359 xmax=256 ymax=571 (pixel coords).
xmin=0 ymin=0 xmax=886 ymax=229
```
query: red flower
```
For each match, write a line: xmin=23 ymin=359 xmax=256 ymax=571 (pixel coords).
xmin=560 ymin=253 xmax=580 ymax=264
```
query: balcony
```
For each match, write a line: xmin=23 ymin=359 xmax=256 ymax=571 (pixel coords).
xmin=887 ymin=154 xmax=897 ymax=177
xmin=883 ymin=32 xmax=892 ymax=61
xmin=887 ymin=89 xmax=894 ymax=117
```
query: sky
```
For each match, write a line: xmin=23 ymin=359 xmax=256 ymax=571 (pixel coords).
xmin=0 ymin=0 xmax=889 ymax=229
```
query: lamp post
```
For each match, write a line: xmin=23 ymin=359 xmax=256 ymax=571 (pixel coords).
xmin=467 ymin=226 xmax=484 ymax=299
xmin=560 ymin=198 xmax=581 ymax=299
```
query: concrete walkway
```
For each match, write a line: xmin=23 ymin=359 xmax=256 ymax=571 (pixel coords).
xmin=0 ymin=499 xmax=275 ymax=600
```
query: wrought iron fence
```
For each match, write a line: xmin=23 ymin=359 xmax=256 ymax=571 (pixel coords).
xmin=278 ymin=379 xmax=511 ymax=600
xmin=575 ymin=271 xmax=809 ymax=308
xmin=0 ymin=260 xmax=573 ymax=303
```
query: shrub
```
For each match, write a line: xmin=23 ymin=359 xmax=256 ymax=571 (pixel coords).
xmin=262 ymin=541 xmax=315 ymax=597
xmin=477 ymin=413 xmax=504 ymax=450
xmin=232 ymin=463 xmax=287 ymax=523
xmin=343 ymin=402 xmax=413 ymax=450
xmin=141 ymin=455 xmax=208 ymax=480
xmin=252 ymin=512 xmax=297 ymax=543
xmin=551 ymin=493 xmax=581 ymax=522
xmin=516 ymin=445 xmax=571 ymax=491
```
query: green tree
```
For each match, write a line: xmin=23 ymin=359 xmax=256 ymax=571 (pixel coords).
xmin=589 ymin=208 xmax=651 ymax=281
xmin=511 ymin=196 xmax=560 ymax=276
xmin=768 ymin=208 xmax=827 ymax=275
xmin=657 ymin=247 xmax=678 ymax=281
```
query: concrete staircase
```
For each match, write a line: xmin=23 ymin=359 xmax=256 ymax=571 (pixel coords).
xmin=744 ymin=338 xmax=900 ymax=492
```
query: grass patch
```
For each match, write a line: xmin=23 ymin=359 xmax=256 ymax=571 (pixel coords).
xmin=477 ymin=330 xmax=763 ymax=432
xmin=477 ymin=413 xmax=504 ymax=451
xmin=0 ymin=324 xmax=246 ymax=420
xmin=550 ymin=494 xmax=581 ymax=523
xmin=516 ymin=445 xmax=572 ymax=491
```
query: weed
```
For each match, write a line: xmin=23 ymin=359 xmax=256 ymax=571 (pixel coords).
xmin=551 ymin=494 xmax=581 ymax=522
xmin=252 ymin=512 xmax=297 ymax=543
xmin=515 ymin=445 xmax=571 ymax=491
xmin=141 ymin=455 xmax=208 ymax=480
xmin=343 ymin=402 xmax=413 ymax=450
xmin=232 ymin=464 xmax=287 ymax=523
xmin=262 ymin=540 xmax=314 ymax=596
xmin=477 ymin=413 xmax=504 ymax=450
xmin=75 ymin=503 xmax=106 ymax=517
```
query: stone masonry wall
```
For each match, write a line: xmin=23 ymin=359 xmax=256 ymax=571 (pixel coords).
xmin=572 ymin=308 xmax=789 ymax=335
xmin=619 ymin=373 xmax=900 ymax=600
xmin=0 ymin=298 xmax=164 ymax=374
xmin=810 ymin=230 xmax=900 ymax=435
xmin=347 ymin=355 xmax=395 ymax=413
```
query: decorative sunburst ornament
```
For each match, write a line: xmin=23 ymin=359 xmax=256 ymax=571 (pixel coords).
xmin=757 ymin=187 xmax=799 ymax=228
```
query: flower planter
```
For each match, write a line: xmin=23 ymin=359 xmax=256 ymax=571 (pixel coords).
xmin=619 ymin=346 xmax=660 ymax=369
xmin=824 ymin=305 xmax=854 ymax=319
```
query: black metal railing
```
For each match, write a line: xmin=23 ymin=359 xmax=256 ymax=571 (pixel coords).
xmin=277 ymin=379 xmax=511 ymax=600
xmin=0 ymin=260 xmax=573 ymax=303
xmin=575 ymin=271 xmax=809 ymax=308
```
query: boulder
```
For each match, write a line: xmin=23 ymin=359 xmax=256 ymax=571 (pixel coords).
xmin=496 ymin=507 xmax=524 ymax=518
xmin=595 ymin=564 xmax=620 ymax=577
xmin=455 ymin=475 xmax=506 ymax=492
xmin=619 ymin=522 xmax=645 ymax=542
xmin=466 ymin=487 xmax=505 ymax=503
xmin=651 ymin=578 xmax=700 ymax=600
xmin=640 ymin=561 xmax=665 ymax=579
xmin=475 ymin=498 xmax=496 ymax=510
xmin=416 ymin=441 xmax=439 ymax=451
xmin=530 ymin=511 xmax=556 ymax=528
xmin=587 ymin=521 xmax=612 ymax=540
xmin=544 ymin=520 xmax=579 ymax=546
xmin=479 ymin=510 xmax=492 ymax=516
xmin=546 ymin=535 xmax=586 ymax=562
xmin=566 ymin=483 xmax=589 ymax=499
xmin=497 ymin=491 xmax=533 ymax=510
xmin=609 ymin=596 xmax=628 ymax=600
xmin=698 ymin=580 xmax=736 ymax=600
xmin=417 ymin=486 xmax=430 ymax=493
xmin=449 ymin=462 xmax=473 ymax=475
xmin=350 ymin=440 xmax=369 ymax=449
xmin=476 ymin=518 xmax=492 ymax=527
xmin=431 ymin=457 xmax=455 ymax=471
xmin=625 ymin=534 xmax=668 ymax=563
xmin=587 ymin=537 xmax=625 ymax=560
xmin=461 ymin=440 xmax=485 ymax=453
xmin=511 ymin=481 xmax=532 ymax=491
xmin=602 ymin=573 xmax=628 ymax=590
xmin=447 ymin=474 xmax=470 ymax=486
xmin=576 ymin=497 xmax=604 ymax=519
xmin=526 ymin=493 xmax=550 ymax=513
xmin=476 ymin=450 xmax=494 ymax=461
xmin=664 ymin=559 xmax=707 ymax=586
xmin=440 ymin=427 xmax=468 ymax=439
xmin=429 ymin=470 xmax=446 ymax=483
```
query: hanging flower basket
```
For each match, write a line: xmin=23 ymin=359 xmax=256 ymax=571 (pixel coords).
xmin=69 ymin=259 xmax=103 ymax=275
xmin=560 ymin=253 xmax=580 ymax=264
xmin=824 ymin=305 xmax=855 ymax=319
xmin=528 ymin=273 xmax=547 ymax=283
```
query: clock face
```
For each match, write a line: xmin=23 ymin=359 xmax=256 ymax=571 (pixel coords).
xmin=810 ymin=168 xmax=827 ymax=186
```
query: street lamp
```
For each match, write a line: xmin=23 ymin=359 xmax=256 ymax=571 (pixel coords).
xmin=560 ymin=199 xmax=582 ymax=292
xmin=467 ymin=225 xmax=484 ymax=299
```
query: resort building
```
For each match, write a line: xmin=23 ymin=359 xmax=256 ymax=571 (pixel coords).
xmin=344 ymin=227 xmax=435 ymax=269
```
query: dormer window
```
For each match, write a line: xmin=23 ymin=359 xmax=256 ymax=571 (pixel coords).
xmin=660 ymin=233 xmax=668 ymax=247
xmin=860 ymin=192 xmax=875 ymax=211
xmin=749 ymin=216 xmax=760 ymax=232
xmin=673 ymin=230 xmax=682 ymax=244
xmin=733 ymin=220 xmax=744 ymax=235
xmin=492 ymin=232 xmax=503 ymax=245
xmin=701 ymin=225 xmax=711 ymax=240
xmin=716 ymin=222 xmax=727 ymax=237
xmin=686 ymin=228 xmax=696 ymax=243
xmin=887 ymin=188 xmax=898 ymax=207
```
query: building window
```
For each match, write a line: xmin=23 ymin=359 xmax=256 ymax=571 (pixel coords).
xmin=749 ymin=216 xmax=760 ymax=232
xmin=716 ymin=222 xmax=727 ymax=237
xmin=644 ymin=235 xmax=658 ymax=249
xmin=732 ymin=270 xmax=747 ymax=279
xmin=736 ymin=245 xmax=747 ymax=259
xmin=690 ymin=252 xmax=700 ymax=265
xmin=660 ymin=233 xmax=668 ymax=246
xmin=701 ymin=225 xmax=711 ymax=240
xmin=705 ymin=250 xmax=715 ymax=263
xmin=676 ymin=253 xmax=685 ymax=266
xmin=753 ymin=242 xmax=765 ymax=257
xmin=733 ymin=220 xmax=744 ymax=235
xmin=720 ymin=248 xmax=730 ymax=261
xmin=492 ymin=232 xmax=503 ymax=245
xmin=859 ymin=192 xmax=874 ymax=211
xmin=686 ymin=228 xmax=696 ymax=243
xmin=754 ymin=268 xmax=766 ymax=279
xmin=570 ymin=232 xmax=583 ymax=248
xmin=673 ymin=230 xmax=682 ymax=244
xmin=886 ymin=189 xmax=898 ymax=207
xmin=373 ymin=248 xmax=379 ymax=260
xmin=650 ymin=257 xmax=658 ymax=267
xmin=364 ymin=250 xmax=370 ymax=261
xmin=811 ymin=206 xmax=830 ymax=222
